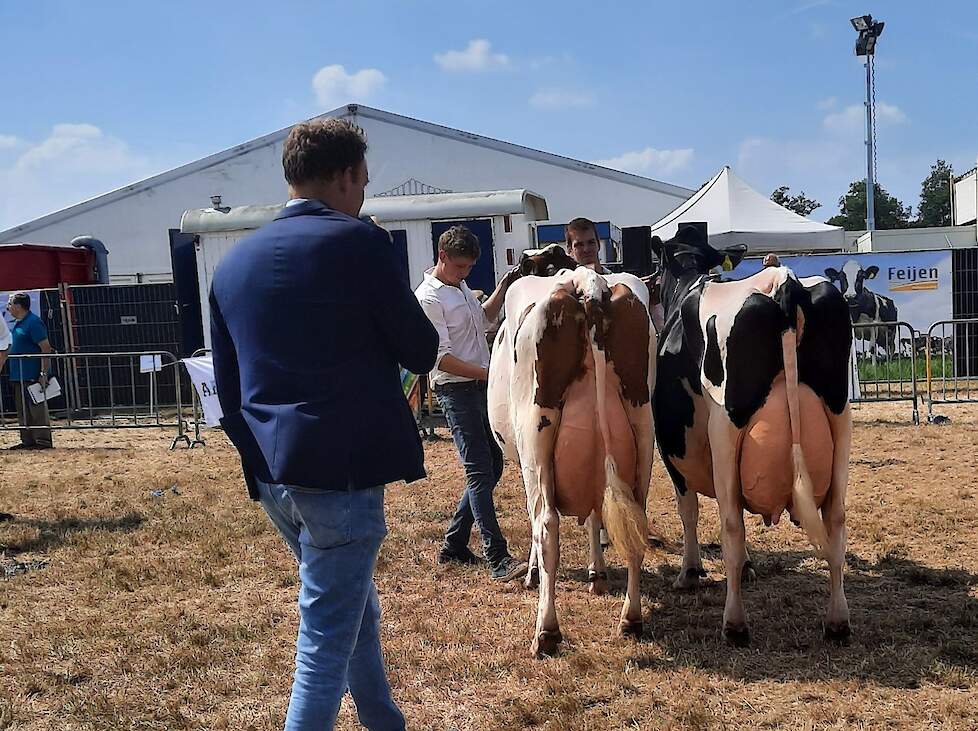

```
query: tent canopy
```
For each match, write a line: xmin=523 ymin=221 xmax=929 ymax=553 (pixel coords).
xmin=649 ymin=166 xmax=844 ymax=253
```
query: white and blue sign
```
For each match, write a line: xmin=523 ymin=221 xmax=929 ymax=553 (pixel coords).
xmin=738 ymin=250 xmax=952 ymax=334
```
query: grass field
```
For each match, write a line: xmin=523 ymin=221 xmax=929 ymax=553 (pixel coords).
xmin=2 ymin=403 xmax=977 ymax=730
xmin=856 ymin=354 xmax=953 ymax=383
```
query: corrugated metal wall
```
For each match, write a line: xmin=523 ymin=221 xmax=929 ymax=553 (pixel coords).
xmin=952 ymin=248 xmax=978 ymax=376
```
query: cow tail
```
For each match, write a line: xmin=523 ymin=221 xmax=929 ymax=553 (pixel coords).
xmin=782 ymin=306 xmax=829 ymax=559
xmin=585 ymin=295 xmax=648 ymax=563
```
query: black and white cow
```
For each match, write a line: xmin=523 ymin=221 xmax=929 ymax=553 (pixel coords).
xmin=652 ymin=228 xmax=854 ymax=644
xmin=824 ymin=261 xmax=897 ymax=357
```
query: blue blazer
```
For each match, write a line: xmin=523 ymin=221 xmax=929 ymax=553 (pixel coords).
xmin=210 ymin=200 xmax=439 ymax=498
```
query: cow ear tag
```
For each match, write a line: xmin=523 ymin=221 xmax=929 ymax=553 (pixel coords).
xmin=722 ymin=255 xmax=734 ymax=271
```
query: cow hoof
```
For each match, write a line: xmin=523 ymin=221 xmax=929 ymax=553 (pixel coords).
xmin=619 ymin=619 xmax=643 ymax=639
xmin=824 ymin=621 xmax=852 ymax=644
xmin=741 ymin=561 xmax=757 ymax=583
xmin=723 ymin=623 xmax=751 ymax=647
xmin=524 ymin=566 xmax=539 ymax=590
xmin=531 ymin=630 xmax=563 ymax=658
xmin=588 ymin=571 xmax=608 ymax=595
xmin=673 ymin=567 xmax=706 ymax=590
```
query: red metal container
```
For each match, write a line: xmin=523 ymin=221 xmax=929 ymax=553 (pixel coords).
xmin=0 ymin=243 xmax=96 ymax=290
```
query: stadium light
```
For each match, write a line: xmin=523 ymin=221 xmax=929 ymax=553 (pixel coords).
xmin=851 ymin=14 xmax=885 ymax=231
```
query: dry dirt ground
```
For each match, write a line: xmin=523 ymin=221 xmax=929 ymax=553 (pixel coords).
xmin=1 ymin=403 xmax=977 ymax=730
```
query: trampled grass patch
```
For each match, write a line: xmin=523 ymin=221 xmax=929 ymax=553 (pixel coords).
xmin=1 ymin=403 xmax=976 ymax=729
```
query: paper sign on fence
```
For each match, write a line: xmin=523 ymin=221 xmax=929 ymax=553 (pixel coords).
xmin=28 ymin=377 xmax=62 ymax=405
xmin=139 ymin=354 xmax=163 ymax=373
xmin=182 ymin=355 xmax=224 ymax=427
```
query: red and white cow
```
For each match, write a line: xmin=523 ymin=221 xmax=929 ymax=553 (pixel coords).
xmin=488 ymin=264 xmax=657 ymax=657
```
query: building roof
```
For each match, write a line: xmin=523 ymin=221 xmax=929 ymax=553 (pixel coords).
xmin=180 ymin=189 xmax=550 ymax=234
xmin=0 ymin=104 xmax=692 ymax=240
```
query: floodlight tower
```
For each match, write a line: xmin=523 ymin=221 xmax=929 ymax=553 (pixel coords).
xmin=851 ymin=14 xmax=885 ymax=231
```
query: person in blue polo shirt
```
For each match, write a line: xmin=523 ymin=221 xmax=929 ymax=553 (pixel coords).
xmin=0 ymin=292 xmax=54 ymax=449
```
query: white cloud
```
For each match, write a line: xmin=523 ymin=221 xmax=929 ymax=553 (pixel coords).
xmin=594 ymin=147 xmax=694 ymax=177
xmin=875 ymin=102 xmax=908 ymax=125
xmin=312 ymin=64 xmax=387 ymax=109
xmin=817 ymin=96 xmax=837 ymax=110
xmin=0 ymin=123 xmax=158 ymax=231
xmin=434 ymin=39 xmax=510 ymax=72
xmin=0 ymin=135 xmax=23 ymax=150
xmin=529 ymin=89 xmax=595 ymax=110
xmin=528 ymin=53 xmax=574 ymax=70
xmin=823 ymin=101 xmax=907 ymax=134
xmin=788 ymin=0 xmax=835 ymax=14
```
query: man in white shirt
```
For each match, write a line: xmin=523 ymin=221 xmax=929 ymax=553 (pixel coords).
xmin=415 ymin=225 xmax=527 ymax=581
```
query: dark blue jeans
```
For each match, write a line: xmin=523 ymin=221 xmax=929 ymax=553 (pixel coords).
xmin=434 ymin=381 xmax=508 ymax=565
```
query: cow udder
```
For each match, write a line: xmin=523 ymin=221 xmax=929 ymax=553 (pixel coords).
xmin=552 ymin=356 xmax=637 ymax=521
xmin=739 ymin=377 xmax=833 ymax=524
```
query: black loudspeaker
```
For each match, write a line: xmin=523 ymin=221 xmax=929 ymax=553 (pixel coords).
xmin=621 ymin=226 xmax=653 ymax=276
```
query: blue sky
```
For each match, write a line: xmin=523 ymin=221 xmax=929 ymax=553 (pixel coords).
xmin=2 ymin=0 xmax=976 ymax=230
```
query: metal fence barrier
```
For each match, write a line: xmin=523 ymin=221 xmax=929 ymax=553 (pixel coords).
xmin=181 ymin=352 xmax=443 ymax=445
xmin=0 ymin=351 xmax=190 ymax=449
xmin=415 ymin=374 xmax=447 ymax=440
xmin=925 ymin=317 xmax=978 ymax=422
xmin=850 ymin=321 xmax=919 ymax=424
xmin=185 ymin=348 xmax=210 ymax=448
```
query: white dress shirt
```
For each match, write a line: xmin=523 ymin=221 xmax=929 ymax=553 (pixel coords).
xmin=414 ymin=269 xmax=491 ymax=386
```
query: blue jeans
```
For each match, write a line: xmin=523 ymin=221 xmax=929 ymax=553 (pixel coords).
xmin=434 ymin=381 xmax=508 ymax=565
xmin=257 ymin=481 xmax=405 ymax=731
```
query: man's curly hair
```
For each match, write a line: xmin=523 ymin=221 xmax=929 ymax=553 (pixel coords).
xmin=282 ymin=118 xmax=367 ymax=185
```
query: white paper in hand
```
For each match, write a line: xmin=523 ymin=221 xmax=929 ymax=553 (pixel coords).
xmin=28 ymin=377 xmax=61 ymax=405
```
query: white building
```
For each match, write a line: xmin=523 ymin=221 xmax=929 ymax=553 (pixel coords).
xmin=0 ymin=104 xmax=692 ymax=283
xmin=953 ymin=165 xmax=977 ymax=227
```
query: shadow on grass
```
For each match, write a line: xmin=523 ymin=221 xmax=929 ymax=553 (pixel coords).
xmin=0 ymin=512 xmax=144 ymax=555
xmin=618 ymin=547 xmax=978 ymax=688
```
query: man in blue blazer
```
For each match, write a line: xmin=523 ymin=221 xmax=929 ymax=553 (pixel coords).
xmin=210 ymin=118 xmax=438 ymax=731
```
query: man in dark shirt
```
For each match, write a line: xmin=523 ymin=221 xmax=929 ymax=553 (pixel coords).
xmin=210 ymin=118 xmax=438 ymax=730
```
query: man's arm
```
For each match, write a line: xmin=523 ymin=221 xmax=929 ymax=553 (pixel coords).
xmin=416 ymin=296 xmax=488 ymax=381
xmin=367 ymin=228 xmax=439 ymax=374
xmin=0 ymin=350 xmax=7 ymax=372
xmin=438 ymin=354 xmax=488 ymax=381
xmin=481 ymin=267 xmax=518 ymax=324
xmin=37 ymin=339 xmax=52 ymax=387
xmin=209 ymin=286 xmax=242 ymax=418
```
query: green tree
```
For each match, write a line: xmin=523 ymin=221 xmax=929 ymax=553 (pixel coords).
xmin=915 ymin=159 xmax=954 ymax=227
xmin=826 ymin=180 xmax=912 ymax=231
xmin=771 ymin=186 xmax=821 ymax=217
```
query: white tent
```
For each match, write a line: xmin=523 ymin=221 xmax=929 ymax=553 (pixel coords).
xmin=649 ymin=166 xmax=845 ymax=253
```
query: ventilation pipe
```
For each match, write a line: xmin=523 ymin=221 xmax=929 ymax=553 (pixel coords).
xmin=70 ymin=236 xmax=110 ymax=284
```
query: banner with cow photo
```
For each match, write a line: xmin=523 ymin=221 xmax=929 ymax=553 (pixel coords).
xmin=738 ymin=250 xmax=953 ymax=336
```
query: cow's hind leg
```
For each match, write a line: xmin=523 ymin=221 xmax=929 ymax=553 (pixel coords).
xmin=586 ymin=512 xmax=608 ymax=595
xmin=823 ymin=404 xmax=852 ymax=642
xmin=529 ymin=473 xmax=561 ymax=658
xmin=674 ymin=487 xmax=706 ymax=589
xmin=708 ymin=407 xmax=750 ymax=645
xmin=524 ymin=495 xmax=539 ymax=590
